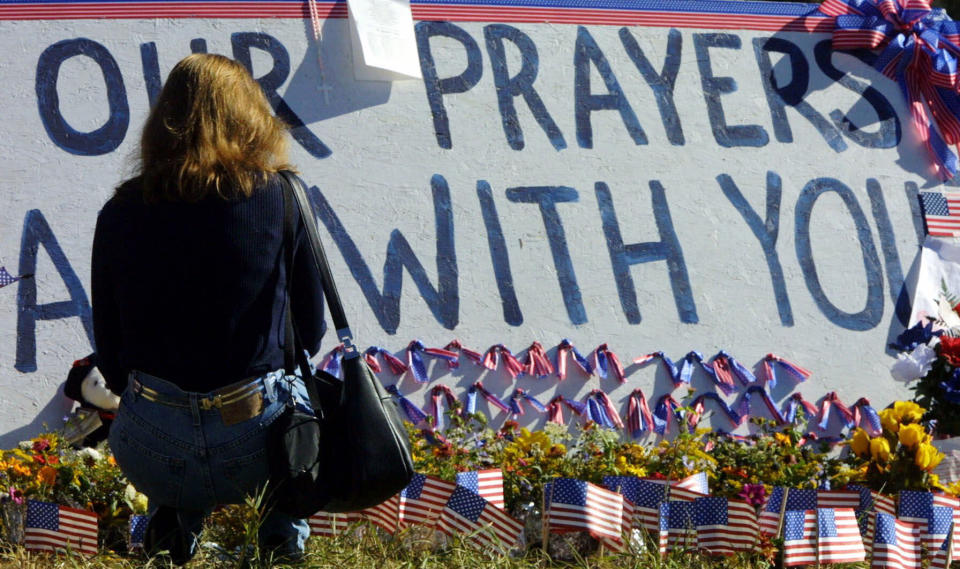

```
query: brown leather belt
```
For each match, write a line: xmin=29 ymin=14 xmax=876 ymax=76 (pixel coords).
xmin=130 ymin=376 xmax=265 ymax=426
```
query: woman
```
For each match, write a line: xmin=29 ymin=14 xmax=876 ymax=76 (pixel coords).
xmin=92 ymin=53 xmax=325 ymax=564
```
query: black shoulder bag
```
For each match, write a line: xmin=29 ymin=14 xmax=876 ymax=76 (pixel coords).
xmin=269 ymin=171 xmax=414 ymax=517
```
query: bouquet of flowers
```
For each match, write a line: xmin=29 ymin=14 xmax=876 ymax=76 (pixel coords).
xmin=890 ymin=283 xmax=960 ymax=436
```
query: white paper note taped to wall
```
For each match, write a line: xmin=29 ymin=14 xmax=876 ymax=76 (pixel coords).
xmin=909 ymin=236 xmax=960 ymax=327
xmin=348 ymin=0 xmax=421 ymax=80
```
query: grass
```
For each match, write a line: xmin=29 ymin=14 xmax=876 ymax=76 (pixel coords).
xmin=0 ymin=523 xmax=870 ymax=569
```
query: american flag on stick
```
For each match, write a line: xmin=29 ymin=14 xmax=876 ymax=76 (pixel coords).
xmin=759 ymin=487 xmax=817 ymax=536
xmin=360 ymin=495 xmax=400 ymax=534
xmin=817 ymin=489 xmax=862 ymax=510
xmin=399 ymin=473 xmax=456 ymax=528
xmin=604 ymin=475 xmax=669 ymax=534
xmin=920 ymin=191 xmax=960 ymax=237
xmin=546 ymin=478 xmax=625 ymax=544
xmin=871 ymin=512 xmax=922 ymax=569
xmin=672 ymin=472 xmax=709 ymax=497
xmin=930 ymin=521 xmax=956 ymax=569
xmin=816 ymin=508 xmax=865 ymax=564
xmin=308 ymin=511 xmax=359 ymax=536
xmin=436 ymin=486 xmax=523 ymax=556
xmin=692 ymin=496 xmax=758 ymax=555
xmin=23 ymin=500 xmax=98 ymax=556
xmin=660 ymin=500 xmax=696 ymax=552
xmin=456 ymin=469 xmax=505 ymax=510
xmin=783 ymin=509 xmax=817 ymax=567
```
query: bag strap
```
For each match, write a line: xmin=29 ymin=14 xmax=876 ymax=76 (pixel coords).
xmin=278 ymin=171 xmax=361 ymax=362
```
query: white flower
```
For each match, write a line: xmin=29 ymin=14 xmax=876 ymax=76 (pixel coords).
xmin=77 ymin=447 xmax=102 ymax=461
xmin=17 ymin=441 xmax=32 ymax=450
xmin=891 ymin=343 xmax=939 ymax=382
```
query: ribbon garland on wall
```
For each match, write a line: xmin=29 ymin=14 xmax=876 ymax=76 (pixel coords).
xmin=316 ymin=337 xmax=882 ymax=445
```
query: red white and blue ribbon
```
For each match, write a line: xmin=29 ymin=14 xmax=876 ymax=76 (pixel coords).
xmin=320 ymin=344 xmax=344 ymax=378
xmin=680 ymin=351 xmax=728 ymax=393
xmin=430 ymin=384 xmax=460 ymax=430
xmin=466 ymin=381 xmax=511 ymax=416
xmin=386 ymin=384 xmax=430 ymax=426
xmin=737 ymin=385 xmax=785 ymax=425
xmin=583 ymin=389 xmax=624 ymax=429
xmin=782 ymin=392 xmax=820 ymax=424
xmin=852 ymin=397 xmax=883 ymax=436
xmin=524 ymin=341 xmax=555 ymax=378
xmin=510 ymin=388 xmax=548 ymax=416
xmin=482 ymin=344 xmax=525 ymax=379
xmin=688 ymin=393 xmax=741 ymax=431
xmin=593 ymin=344 xmax=626 ymax=383
xmin=817 ymin=391 xmax=856 ymax=430
xmin=407 ymin=340 xmax=460 ymax=383
xmin=762 ymin=354 xmax=812 ymax=389
xmin=363 ymin=346 xmax=409 ymax=375
xmin=821 ymin=0 xmax=960 ymax=179
xmin=710 ymin=350 xmax=757 ymax=387
xmin=625 ymin=388 xmax=655 ymax=439
xmin=547 ymin=395 xmax=587 ymax=425
xmin=654 ymin=394 xmax=683 ymax=434
xmin=443 ymin=339 xmax=485 ymax=368
xmin=634 ymin=351 xmax=681 ymax=386
xmin=555 ymin=338 xmax=593 ymax=380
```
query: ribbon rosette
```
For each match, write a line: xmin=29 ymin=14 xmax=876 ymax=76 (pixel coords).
xmin=821 ymin=0 xmax=960 ymax=179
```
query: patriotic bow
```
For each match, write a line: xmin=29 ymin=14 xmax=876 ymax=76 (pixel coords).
xmin=547 ymin=395 xmax=587 ymax=425
xmin=654 ymin=394 xmax=683 ymax=434
xmin=509 ymin=388 xmax=547 ymax=416
xmin=762 ymin=354 xmax=812 ymax=388
xmin=852 ymin=397 xmax=883 ymax=435
xmin=583 ymin=389 xmax=624 ymax=429
xmin=523 ymin=341 xmax=555 ymax=378
xmin=430 ymin=384 xmax=460 ymax=430
xmin=555 ymin=338 xmax=593 ymax=379
xmin=482 ymin=344 xmax=525 ymax=379
xmin=465 ymin=381 xmax=511 ymax=416
xmin=679 ymin=351 xmax=725 ymax=393
xmin=625 ymin=388 xmax=655 ymax=438
xmin=821 ymin=0 xmax=960 ymax=179
xmin=633 ymin=351 xmax=681 ymax=386
xmin=385 ymin=384 xmax=430 ymax=425
xmin=444 ymin=339 xmax=484 ymax=368
xmin=319 ymin=344 xmax=344 ymax=378
xmin=687 ymin=393 xmax=741 ymax=431
xmin=710 ymin=350 xmax=757 ymax=387
xmin=737 ymin=385 xmax=785 ymax=425
xmin=407 ymin=340 xmax=460 ymax=383
xmin=593 ymin=344 xmax=626 ymax=383
xmin=363 ymin=346 xmax=408 ymax=375
xmin=781 ymin=392 xmax=820 ymax=424
xmin=817 ymin=391 xmax=857 ymax=430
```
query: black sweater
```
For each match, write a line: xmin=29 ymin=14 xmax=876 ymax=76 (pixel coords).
xmin=91 ymin=174 xmax=326 ymax=395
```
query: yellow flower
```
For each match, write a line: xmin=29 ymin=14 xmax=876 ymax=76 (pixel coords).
xmin=870 ymin=437 xmax=891 ymax=462
xmin=893 ymin=401 xmax=925 ymax=424
xmin=879 ymin=408 xmax=900 ymax=433
xmin=773 ymin=433 xmax=792 ymax=447
xmin=899 ymin=423 xmax=926 ymax=449
xmin=850 ymin=428 xmax=870 ymax=457
xmin=915 ymin=443 xmax=944 ymax=471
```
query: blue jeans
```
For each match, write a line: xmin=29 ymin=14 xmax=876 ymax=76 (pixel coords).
xmin=109 ymin=369 xmax=313 ymax=557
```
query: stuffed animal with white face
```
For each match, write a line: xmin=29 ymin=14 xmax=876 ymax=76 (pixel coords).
xmin=80 ymin=366 xmax=120 ymax=411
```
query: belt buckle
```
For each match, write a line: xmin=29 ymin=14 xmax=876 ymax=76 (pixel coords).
xmin=199 ymin=394 xmax=223 ymax=411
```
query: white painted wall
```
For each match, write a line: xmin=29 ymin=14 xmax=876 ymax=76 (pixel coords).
xmin=0 ymin=12 xmax=932 ymax=445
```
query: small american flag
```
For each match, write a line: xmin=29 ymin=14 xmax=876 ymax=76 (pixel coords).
xmin=308 ymin=511 xmax=360 ymax=536
xmin=930 ymin=521 xmax=955 ymax=569
xmin=672 ymin=472 xmax=709 ymax=496
xmin=692 ymin=496 xmax=758 ymax=555
xmin=360 ymin=495 xmax=400 ymax=534
xmin=661 ymin=500 xmax=696 ymax=552
xmin=783 ymin=509 xmax=817 ymax=566
xmin=900 ymin=490 xmax=935 ymax=524
xmin=128 ymin=514 xmax=148 ymax=551
xmin=604 ymin=476 xmax=669 ymax=534
xmin=920 ymin=191 xmax=960 ymax=237
xmin=0 ymin=267 xmax=20 ymax=288
xmin=759 ymin=487 xmax=817 ymax=536
xmin=817 ymin=489 xmax=862 ymax=510
xmin=872 ymin=512 xmax=922 ymax=569
xmin=23 ymin=500 xmax=98 ymax=556
xmin=456 ymin=469 xmax=505 ymax=510
xmin=926 ymin=506 xmax=955 ymax=552
xmin=436 ymin=486 xmax=523 ymax=555
xmin=546 ymin=478 xmax=624 ymax=543
xmin=399 ymin=473 xmax=457 ymax=528
xmin=817 ymin=508 xmax=865 ymax=564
